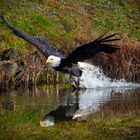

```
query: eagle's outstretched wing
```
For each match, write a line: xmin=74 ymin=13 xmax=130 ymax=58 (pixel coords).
xmin=1 ymin=15 xmax=120 ymax=67
xmin=0 ymin=15 xmax=66 ymax=58
xmin=62 ymin=33 xmax=120 ymax=65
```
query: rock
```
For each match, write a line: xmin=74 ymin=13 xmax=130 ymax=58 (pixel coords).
xmin=0 ymin=49 xmax=20 ymax=87
xmin=1 ymin=60 xmax=18 ymax=76
xmin=0 ymin=48 xmax=19 ymax=61
xmin=0 ymin=48 xmax=46 ymax=89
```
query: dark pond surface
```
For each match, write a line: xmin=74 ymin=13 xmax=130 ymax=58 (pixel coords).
xmin=0 ymin=85 xmax=140 ymax=128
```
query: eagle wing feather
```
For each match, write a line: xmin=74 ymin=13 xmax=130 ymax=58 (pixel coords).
xmin=62 ymin=34 xmax=120 ymax=65
xmin=0 ymin=15 xmax=66 ymax=58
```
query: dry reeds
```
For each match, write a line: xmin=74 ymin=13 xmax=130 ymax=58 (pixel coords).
xmin=91 ymin=38 xmax=140 ymax=82
xmin=0 ymin=37 xmax=140 ymax=89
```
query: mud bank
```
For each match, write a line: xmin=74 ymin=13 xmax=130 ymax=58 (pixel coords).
xmin=0 ymin=44 xmax=140 ymax=89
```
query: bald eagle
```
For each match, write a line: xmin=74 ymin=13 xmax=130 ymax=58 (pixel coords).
xmin=0 ymin=16 xmax=120 ymax=88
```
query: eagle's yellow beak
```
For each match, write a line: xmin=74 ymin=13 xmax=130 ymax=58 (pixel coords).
xmin=46 ymin=59 xmax=50 ymax=64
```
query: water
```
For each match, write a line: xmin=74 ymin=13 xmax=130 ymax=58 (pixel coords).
xmin=77 ymin=62 xmax=140 ymax=88
xmin=0 ymin=85 xmax=140 ymax=128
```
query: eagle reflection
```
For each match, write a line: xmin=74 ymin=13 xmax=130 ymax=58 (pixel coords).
xmin=40 ymin=87 xmax=138 ymax=127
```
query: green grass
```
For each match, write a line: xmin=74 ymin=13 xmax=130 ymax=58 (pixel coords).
xmin=0 ymin=0 xmax=139 ymax=84
xmin=0 ymin=0 xmax=139 ymax=52
xmin=0 ymin=108 xmax=140 ymax=140
xmin=91 ymin=0 xmax=140 ymax=39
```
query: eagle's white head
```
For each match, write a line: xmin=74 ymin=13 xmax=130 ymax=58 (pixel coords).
xmin=46 ymin=55 xmax=61 ymax=68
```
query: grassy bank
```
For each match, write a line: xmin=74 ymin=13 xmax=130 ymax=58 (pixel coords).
xmin=0 ymin=0 xmax=140 ymax=52
xmin=0 ymin=116 xmax=140 ymax=140
xmin=0 ymin=0 xmax=140 ymax=84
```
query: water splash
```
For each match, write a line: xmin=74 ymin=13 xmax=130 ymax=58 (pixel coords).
xmin=77 ymin=62 xmax=140 ymax=88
